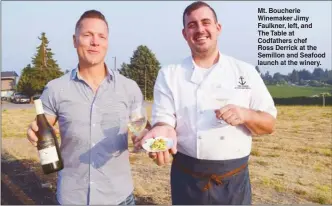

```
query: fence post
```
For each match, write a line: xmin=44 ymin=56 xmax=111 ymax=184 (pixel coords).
xmin=322 ymin=94 xmax=325 ymax=107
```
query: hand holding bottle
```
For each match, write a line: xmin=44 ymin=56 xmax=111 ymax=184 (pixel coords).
xmin=27 ymin=98 xmax=64 ymax=174
xmin=27 ymin=120 xmax=59 ymax=147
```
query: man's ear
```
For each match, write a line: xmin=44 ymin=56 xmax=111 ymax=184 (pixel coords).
xmin=216 ymin=22 xmax=222 ymax=35
xmin=182 ymin=28 xmax=187 ymax=41
xmin=73 ymin=34 xmax=77 ymax=48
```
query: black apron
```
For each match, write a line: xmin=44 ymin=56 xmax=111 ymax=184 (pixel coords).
xmin=170 ymin=152 xmax=252 ymax=205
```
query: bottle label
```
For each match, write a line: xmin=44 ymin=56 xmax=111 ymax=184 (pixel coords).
xmin=38 ymin=146 xmax=59 ymax=165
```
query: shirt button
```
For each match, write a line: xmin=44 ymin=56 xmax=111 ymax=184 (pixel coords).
xmin=92 ymin=123 xmax=96 ymax=127
xmin=198 ymin=136 xmax=202 ymax=139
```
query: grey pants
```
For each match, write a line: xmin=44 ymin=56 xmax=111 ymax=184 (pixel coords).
xmin=170 ymin=153 xmax=252 ymax=205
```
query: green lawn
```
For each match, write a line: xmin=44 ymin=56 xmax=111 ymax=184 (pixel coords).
xmin=267 ymin=85 xmax=332 ymax=98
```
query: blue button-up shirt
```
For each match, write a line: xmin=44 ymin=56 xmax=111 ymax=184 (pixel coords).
xmin=40 ymin=66 xmax=143 ymax=205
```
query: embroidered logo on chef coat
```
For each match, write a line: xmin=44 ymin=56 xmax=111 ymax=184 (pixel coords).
xmin=235 ymin=76 xmax=251 ymax=89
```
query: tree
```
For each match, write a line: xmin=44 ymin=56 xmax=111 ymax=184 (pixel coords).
xmin=272 ymin=72 xmax=284 ymax=84
xmin=16 ymin=64 xmax=35 ymax=98
xmin=312 ymin=68 xmax=325 ymax=81
xmin=327 ymin=70 xmax=332 ymax=85
xmin=32 ymin=32 xmax=60 ymax=70
xmin=296 ymin=69 xmax=311 ymax=81
xmin=119 ymin=45 xmax=161 ymax=100
xmin=255 ymin=65 xmax=261 ymax=74
xmin=17 ymin=33 xmax=63 ymax=101
xmin=119 ymin=63 xmax=133 ymax=79
xmin=290 ymin=69 xmax=299 ymax=83
xmin=263 ymin=71 xmax=273 ymax=85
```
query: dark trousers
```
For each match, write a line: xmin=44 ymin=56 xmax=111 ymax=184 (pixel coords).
xmin=170 ymin=153 xmax=252 ymax=205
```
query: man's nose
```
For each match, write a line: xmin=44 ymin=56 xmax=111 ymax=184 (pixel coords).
xmin=90 ymin=36 xmax=100 ymax=46
xmin=196 ymin=23 xmax=205 ymax=33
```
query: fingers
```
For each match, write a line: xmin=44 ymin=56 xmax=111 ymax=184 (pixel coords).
xmin=27 ymin=121 xmax=38 ymax=147
xmin=163 ymin=151 xmax=170 ymax=164
xmin=215 ymin=105 xmax=231 ymax=119
xmin=230 ymin=118 xmax=242 ymax=126
xmin=218 ymin=104 xmax=232 ymax=116
xmin=134 ymin=141 xmax=142 ymax=150
xmin=31 ymin=121 xmax=38 ymax=132
xmin=133 ymin=129 xmax=149 ymax=150
xmin=150 ymin=151 xmax=172 ymax=166
xmin=220 ymin=110 xmax=236 ymax=123
xmin=224 ymin=114 xmax=239 ymax=126
xmin=170 ymin=145 xmax=177 ymax=155
xmin=215 ymin=105 xmax=244 ymax=126
xmin=27 ymin=130 xmax=38 ymax=146
xmin=149 ymin=152 xmax=157 ymax=159
xmin=52 ymin=126 xmax=60 ymax=135
xmin=156 ymin=152 xmax=164 ymax=166
xmin=220 ymin=110 xmax=244 ymax=126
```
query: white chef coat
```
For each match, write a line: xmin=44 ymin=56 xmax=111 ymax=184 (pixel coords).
xmin=152 ymin=52 xmax=277 ymax=160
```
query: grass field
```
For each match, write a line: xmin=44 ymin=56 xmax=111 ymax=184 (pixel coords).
xmin=267 ymin=85 xmax=332 ymax=98
xmin=1 ymin=105 xmax=332 ymax=204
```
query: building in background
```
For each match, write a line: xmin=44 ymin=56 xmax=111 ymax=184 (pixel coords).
xmin=1 ymin=71 xmax=19 ymax=100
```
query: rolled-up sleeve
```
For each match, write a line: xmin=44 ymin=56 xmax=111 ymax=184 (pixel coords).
xmin=152 ymin=68 xmax=176 ymax=127
xmin=40 ymin=82 xmax=58 ymax=117
xmin=249 ymin=69 xmax=277 ymax=118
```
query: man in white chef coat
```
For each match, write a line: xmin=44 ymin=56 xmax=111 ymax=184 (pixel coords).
xmin=140 ymin=1 xmax=277 ymax=205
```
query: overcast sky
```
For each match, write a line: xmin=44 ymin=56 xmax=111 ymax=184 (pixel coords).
xmin=2 ymin=1 xmax=331 ymax=76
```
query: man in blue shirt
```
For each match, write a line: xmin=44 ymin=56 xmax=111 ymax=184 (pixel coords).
xmin=26 ymin=10 xmax=148 ymax=205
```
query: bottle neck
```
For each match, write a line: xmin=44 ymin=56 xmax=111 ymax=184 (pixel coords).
xmin=36 ymin=113 xmax=51 ymax=129
xmin=34 ymin=99 xmax=44 ymax=115
xmin=34 ymin=99 xmax=51 ymax=130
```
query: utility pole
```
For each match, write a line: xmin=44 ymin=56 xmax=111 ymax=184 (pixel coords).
xmin=112 ymin=56 xmax=116 ymax=70
xmin=144 ymin=65 xmax=147 ymax=100
xmin=42 ymin=42 xmax=47 ymax=69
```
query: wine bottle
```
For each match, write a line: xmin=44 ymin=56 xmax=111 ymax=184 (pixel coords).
xmin=34 ymin=98 xmax=64 ymax=174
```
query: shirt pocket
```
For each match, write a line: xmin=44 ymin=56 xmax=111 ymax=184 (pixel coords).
xmin=210 ymin=85 xmax=251 ymax=109
xmin=228 ymin=88 xmax=251 ymax=108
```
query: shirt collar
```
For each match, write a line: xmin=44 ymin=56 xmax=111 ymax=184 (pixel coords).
xmin=70 ymin=63 xmax=114 ymax=82
xmin=189 ymin=51 xmax=222 ymax=84
xmin=190 ymin=50 xmax=222 ymax=70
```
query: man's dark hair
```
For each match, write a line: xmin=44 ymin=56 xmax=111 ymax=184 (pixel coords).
xmin=75 ymin=10 xmax=109 ymax=32
xmin=182 ymin=1 xmax=218 ymax=27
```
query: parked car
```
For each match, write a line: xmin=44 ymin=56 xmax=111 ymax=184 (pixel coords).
xmin=33 ymin=94 xmax=41 ymax=100
xmin=11 ymin=93 xmax=30 ymax=104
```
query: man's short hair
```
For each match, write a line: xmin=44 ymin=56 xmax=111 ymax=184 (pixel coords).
xmin=75 ymin=10 xmax=109 ymax=33
xmin=182 ymin=1 xmax=218 ymax=27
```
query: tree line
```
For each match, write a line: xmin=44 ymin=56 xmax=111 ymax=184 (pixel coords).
xmin=256 ymin=66 xmax=332 ymax=87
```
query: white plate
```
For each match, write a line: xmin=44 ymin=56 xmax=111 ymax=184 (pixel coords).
xmin=142 ymin=136 xmax=174 ymax=152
